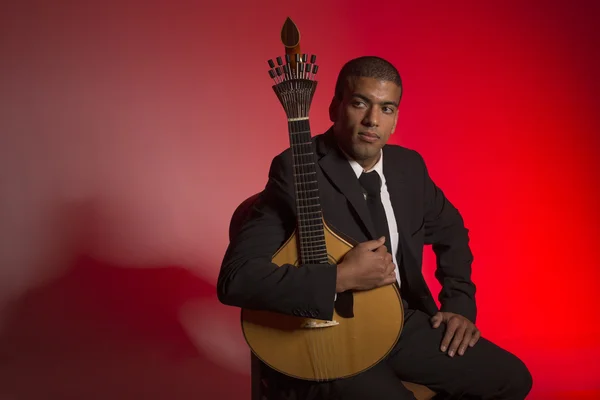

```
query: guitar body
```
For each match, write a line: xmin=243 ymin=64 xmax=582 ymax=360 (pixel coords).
xmin=241 ymin=219 xmax=404 ymax=381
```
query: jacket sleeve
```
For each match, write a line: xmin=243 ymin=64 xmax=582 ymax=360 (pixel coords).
xmin=217 ymin=152 xmax=338 ymax=321
xmin=420 ymin=155 xmax=477 ymax=323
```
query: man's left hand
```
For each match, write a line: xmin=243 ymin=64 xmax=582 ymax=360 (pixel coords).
xmin=431 ymin=312 xmax=481 ymax=357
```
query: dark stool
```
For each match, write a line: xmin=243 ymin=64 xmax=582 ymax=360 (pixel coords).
xmin=250 ymin=353 xmax=436 ymax=400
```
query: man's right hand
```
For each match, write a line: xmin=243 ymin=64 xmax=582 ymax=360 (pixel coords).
xmin=335 ymin=237 xmax=396 ymax=293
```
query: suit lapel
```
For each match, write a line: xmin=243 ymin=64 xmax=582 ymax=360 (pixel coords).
xmin=316 ymin=131 xmax=378 ymax=240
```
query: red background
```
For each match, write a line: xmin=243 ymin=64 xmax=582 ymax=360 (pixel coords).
xmin=0 ymin=1 xmax=598 ymax=398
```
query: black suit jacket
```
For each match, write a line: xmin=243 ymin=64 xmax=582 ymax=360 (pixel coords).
xmin=218 ymin=128 xmax=477 ymax=323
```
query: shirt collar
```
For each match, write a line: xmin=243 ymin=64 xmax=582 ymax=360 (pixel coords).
xmin=340 ymin=147 xmax=384 ymax=180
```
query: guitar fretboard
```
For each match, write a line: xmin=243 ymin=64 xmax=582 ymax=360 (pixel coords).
xmin=289 ymin=118 xmax=328 ymax=265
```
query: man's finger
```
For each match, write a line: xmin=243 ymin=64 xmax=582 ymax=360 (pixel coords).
xmin=387 ymin=265 xmax=396 ymax=277
xmin=447 ymin=322 xmax=467 ymax=357
xmin=458 ymin=329 xmax=474 ymax=356
xmin=383 ymin=274 xmax=396 ymax=285
xmin=469 ymin=329 xmax=481 ymax=347
xmin=440 ymin=319 xmax=459 ymax=352
xmin=361 ymin=237 xmax=386 ymax=251
xmin=385 ymin=261 xmax=395 ymax=275
xmin=431 ymin=313 xmax=442 ymax=329
xmin=374 ymin=245 xmax=388 ymax=257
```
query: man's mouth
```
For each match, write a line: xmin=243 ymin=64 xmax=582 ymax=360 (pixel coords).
xmin=358 ymin=132 xmax=379 ymax=143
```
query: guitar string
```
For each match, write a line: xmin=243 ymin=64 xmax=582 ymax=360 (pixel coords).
xmin=280 ymin=67 xmax=312 ymax=379
xmin=289 ymin=91 xmax=326 ymax=264
xmin=308 ymin=73 xmax=329 ymax=380
xmin=280 ymin=58 xmax=337 ymax=381
xmin=286 ymin=77 xmax=308 ymax=376
xmin=291 ymin=73 xmax=322 ymax=380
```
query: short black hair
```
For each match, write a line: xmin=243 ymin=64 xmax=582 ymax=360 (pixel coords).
xmin=334 ymin=56 xmax=402 ymax=99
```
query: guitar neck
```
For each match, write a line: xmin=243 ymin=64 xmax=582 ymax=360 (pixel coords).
xmin=288 ymin=118 xmax=328 ymax=265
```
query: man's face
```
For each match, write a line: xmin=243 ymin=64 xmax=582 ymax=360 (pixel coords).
xmin=329 ymin=76 xmax=401 ymax=168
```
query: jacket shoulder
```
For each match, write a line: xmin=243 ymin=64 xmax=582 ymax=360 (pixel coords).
xmin=384 ymin=144 xmax=426 ymax=168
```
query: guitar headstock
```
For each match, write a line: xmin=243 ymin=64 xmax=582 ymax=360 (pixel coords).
xmin=266 ymin=17 xmax=319 ymax=86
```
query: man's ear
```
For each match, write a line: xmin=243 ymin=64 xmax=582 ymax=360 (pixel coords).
xmin=328 ymin=97 xmax=339 ymax=123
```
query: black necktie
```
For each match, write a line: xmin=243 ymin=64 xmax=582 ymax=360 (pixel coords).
xmin=359 ymin=171 xmax=409 ymax=311
xmin=334 ymin=171 xmax=397 ymax=319
xmin=359 ymin=171 xmax=391 ymax=251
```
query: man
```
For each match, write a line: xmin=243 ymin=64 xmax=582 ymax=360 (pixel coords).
xmin=218 ymin=56 xmax=532 ymax=399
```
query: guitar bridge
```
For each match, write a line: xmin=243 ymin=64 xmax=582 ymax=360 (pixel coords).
xmin=300 ymin=319 xmax=339 ymax=329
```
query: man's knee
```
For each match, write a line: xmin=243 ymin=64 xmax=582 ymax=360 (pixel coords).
xmin=501 ymin=354 xmax=533 ymax=398
xmin=467 ymin=339 xmax=533 ymax=399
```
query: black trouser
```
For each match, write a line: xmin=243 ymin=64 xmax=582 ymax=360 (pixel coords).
xmin=265 ymin=309 xmax=533 ymax=399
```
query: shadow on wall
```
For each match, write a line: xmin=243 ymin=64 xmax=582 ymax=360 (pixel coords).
xmin=0 ymin=255 xmax=250 ymax=400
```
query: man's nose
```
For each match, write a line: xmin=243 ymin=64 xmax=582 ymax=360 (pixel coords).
xmin=362 ymin=107 xmax=379 ymax=127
